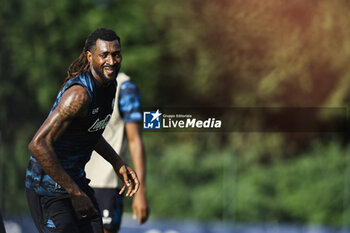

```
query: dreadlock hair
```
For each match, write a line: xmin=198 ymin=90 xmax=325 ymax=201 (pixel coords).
xmin=64 ymin=28 xmax=120 ymax=85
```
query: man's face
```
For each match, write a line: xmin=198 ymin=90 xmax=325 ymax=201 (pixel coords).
xmin=87 ymin=39 xmax=122 ymax=86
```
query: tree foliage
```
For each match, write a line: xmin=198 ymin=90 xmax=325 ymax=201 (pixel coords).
xmin=0 ymin=0 xmax=349 ymax=226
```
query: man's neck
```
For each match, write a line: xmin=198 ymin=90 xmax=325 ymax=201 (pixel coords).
xmin=90 ymin=67 xmax=111 ymax=87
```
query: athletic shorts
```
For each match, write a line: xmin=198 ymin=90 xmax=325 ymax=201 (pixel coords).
xmin=93 ymin=188 xmax=123 ymax=232
xmin=26 ymin=185 xmax=103 ymax=233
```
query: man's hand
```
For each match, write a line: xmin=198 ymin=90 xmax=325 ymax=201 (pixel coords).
xmin=132 ymin=186 xmax=149 ymax=224
xmin=70 ymin=191 xmax=98 ymax=219
xmin=94 ymin=137 xmax=140 ymax=197
xmin=117 ymin=164 xmax=140 ymax=197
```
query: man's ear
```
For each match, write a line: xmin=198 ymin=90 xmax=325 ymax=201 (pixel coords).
xmin=87 ymin=51 xmax=92 ymax=63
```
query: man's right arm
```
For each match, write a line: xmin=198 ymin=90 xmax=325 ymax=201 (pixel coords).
xmin=28 ymin=85 xmax=97 ymax=219
xmin=125 ymin=122 xmax=149 ymax=224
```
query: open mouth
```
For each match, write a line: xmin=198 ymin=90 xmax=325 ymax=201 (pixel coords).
xmin=103 ymin=66 xmax=116 ymax=75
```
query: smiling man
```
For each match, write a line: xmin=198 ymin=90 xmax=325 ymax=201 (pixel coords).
xmin=88 ymin=39 xmax=121 ymax=86
xmin=25 ymin=28 xmax=139 ymax=233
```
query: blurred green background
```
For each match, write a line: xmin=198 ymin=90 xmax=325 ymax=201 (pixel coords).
xmin=1 ymin=0 xmax=350 ymax=226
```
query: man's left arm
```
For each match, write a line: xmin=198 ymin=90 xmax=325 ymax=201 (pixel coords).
xmin=94 ymin=136 xmax=139 ymax=197
xmin=125 ymin=122 xmax=149 ymax=224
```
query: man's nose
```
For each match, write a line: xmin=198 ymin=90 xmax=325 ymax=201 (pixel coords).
xmin=106 ymin=55 xmax=116 ymax=65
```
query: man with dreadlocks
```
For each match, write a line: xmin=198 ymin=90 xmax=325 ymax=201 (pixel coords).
xmin=25 ymin=28 xmax=139 ymax=233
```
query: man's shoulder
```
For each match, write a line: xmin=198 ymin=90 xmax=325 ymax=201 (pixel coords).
xmin=117 ymin=72 xmax=139 ymax=92
xmin=120 ymin=80 xmax=138 ymax=90
xmin=61 ymin=70 xmax=94 ymax=100
xmin=65 ymin=70 xmax=93 ymax=89
xmin=117 ymin=72 xmax=131 ymax=83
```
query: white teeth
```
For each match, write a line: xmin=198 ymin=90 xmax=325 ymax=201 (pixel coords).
xmin=104 ymin=68 xmax=114 ymax=75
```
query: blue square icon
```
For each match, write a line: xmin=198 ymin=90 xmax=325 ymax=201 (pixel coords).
xmin=143 ymin=110 xmax=162 ymax=129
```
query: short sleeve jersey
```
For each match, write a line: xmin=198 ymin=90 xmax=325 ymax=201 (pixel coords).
xmin=119 ymin=80 xmax=142 ymax=123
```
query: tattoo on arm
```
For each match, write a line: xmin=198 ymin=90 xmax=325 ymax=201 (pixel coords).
xmin=29 ymin=85 xmax=90 ymax=195
xmin=57 ymin=89 xmax=89 ymax=118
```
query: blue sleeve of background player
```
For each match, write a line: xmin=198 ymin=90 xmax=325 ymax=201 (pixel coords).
xmin=119 ymin=81 xmax=142 ymax=123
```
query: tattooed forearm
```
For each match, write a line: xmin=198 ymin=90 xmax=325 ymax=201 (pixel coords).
xmin=28 ymin=85 xmax=90 ymax=195
xmin=36 ymin=151 xmax=79 ymax=193
xmin=29 ymin=137 xmax=81 ymax=194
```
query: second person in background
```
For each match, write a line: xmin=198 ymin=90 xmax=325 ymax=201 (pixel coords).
xmin=86 ymin=72 xmax=149 ymax=233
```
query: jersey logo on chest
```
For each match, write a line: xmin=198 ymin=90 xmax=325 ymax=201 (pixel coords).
xmin=92 ymin=107 xmax=99 ymax=114
xmin=88 ymin=114 xmax=112 ymax=132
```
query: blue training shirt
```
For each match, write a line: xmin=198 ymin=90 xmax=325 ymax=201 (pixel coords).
xmin=25 ymin=69 xmax=117 ymax=196
xmin=118 ymin=80 xmax=142 ymax=123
